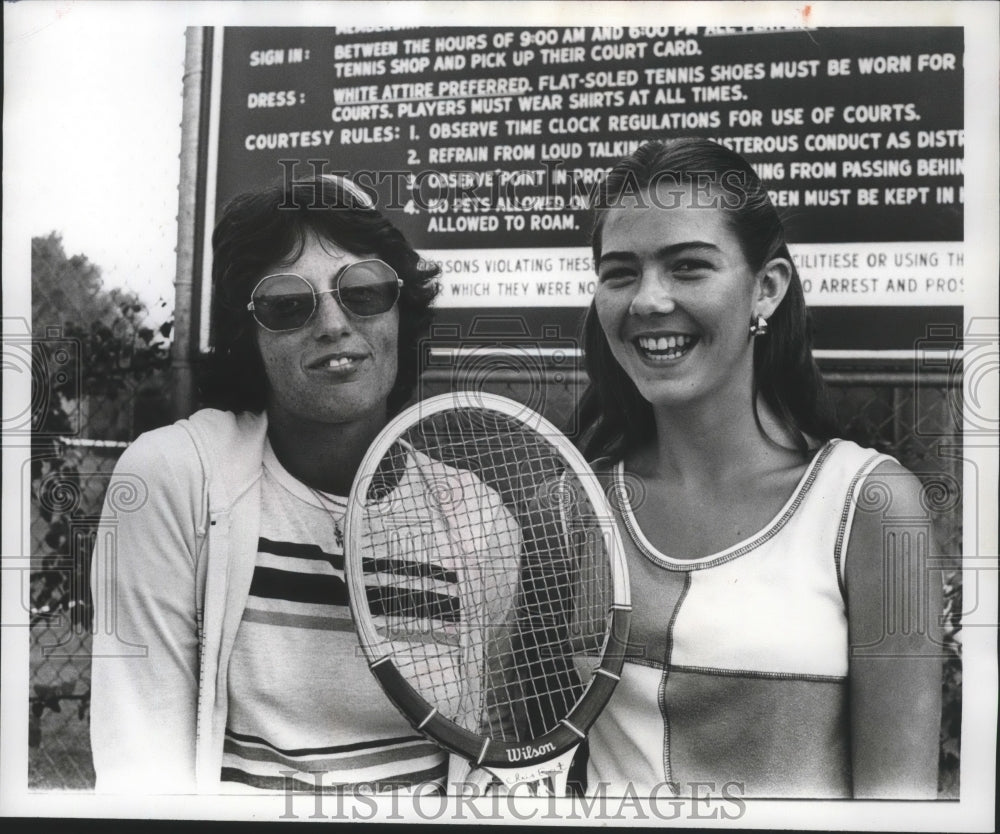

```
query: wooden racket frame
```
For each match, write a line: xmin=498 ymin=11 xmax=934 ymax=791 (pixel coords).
xmin=344 ymin=392 xmax=631 ymax=776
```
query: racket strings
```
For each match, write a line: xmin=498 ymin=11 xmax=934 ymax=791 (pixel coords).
xmin=356 ymin=407 xmax=615 ymax=743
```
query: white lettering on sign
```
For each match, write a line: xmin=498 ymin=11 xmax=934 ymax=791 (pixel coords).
xmin=418 ymin=245 xmax=965 ymax=309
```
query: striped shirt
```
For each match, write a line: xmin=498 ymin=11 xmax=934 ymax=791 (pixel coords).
xmin=221 ymin=441 xmax=448 ymax=793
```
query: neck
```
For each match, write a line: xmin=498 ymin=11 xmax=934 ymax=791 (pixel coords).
xmin=266 ymin=406 xmax=388 ymax=495
xmin=638 ymin=386 xmax=800 ymax=486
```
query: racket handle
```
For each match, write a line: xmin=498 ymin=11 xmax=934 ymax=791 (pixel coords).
xmin=467 ymin=766 xmax=497 ymax=795
xmin=447 ymin=755 xmax=495 ymax=796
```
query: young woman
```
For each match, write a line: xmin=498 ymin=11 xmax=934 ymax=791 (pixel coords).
xmin=89 ymin=175 xmax=518 ymax=794
xmin=577 ymin=139 xmax=942 ymax=799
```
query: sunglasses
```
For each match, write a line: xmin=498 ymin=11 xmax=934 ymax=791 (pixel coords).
xmin=247 ymin=259 xmax=402 ymax=331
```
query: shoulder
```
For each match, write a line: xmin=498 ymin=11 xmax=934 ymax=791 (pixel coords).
xmin=116 ymin=421 xmax=199 ymax=479
xmin=106 ymin=421 xmax=206 ymax=523
xmin=819 ymin=435 xmax=923 ymax=515
xmin=180 ymin=407 xmax=268 ymax=479
xmin=118 ymin=408 xmax=251 ymax=466
xmin=808 ymin=438 xmax=905 ymax=494
xmin=844 ymin=456 xmax=926 ymax=586
xmin=820 ymin=437 xmax=886 ymax=466
xmin=101 ymin=425 xmax=202 ymax=530
xmin=852 ymin=457 xmax=926 ymax=526
xmin=182 ymin=407 xmax=267 ymax=445
xmin=114 ymin=408 xmax=267 ymax=497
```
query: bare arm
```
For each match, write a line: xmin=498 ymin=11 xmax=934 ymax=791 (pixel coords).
xmin=845 ymin=460 xmax=943 ymax=799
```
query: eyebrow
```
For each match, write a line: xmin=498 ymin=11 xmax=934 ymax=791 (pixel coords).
xmin=599 ymin=241 xmax=722 ymax=266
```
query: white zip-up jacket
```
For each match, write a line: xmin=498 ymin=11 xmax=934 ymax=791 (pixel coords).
xmin=91 ymin=408 xmax=270 ymax=793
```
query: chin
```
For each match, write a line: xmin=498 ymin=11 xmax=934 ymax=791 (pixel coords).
xmin=326 ymin=405 xmax=386 ymax=426
xmin=290 ymin=396 xmax=386 ymax=427
xmin=636 ymin=379 xmax=702 ymax=409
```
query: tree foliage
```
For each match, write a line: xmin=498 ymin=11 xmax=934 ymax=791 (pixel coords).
xmin=30 ymin=232 xmax=174 ymax=630
xmin=31 ymin=232 xmax=173 ymax=438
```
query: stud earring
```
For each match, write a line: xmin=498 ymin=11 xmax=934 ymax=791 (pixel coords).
xmin=749 ymin=314 xmax=769 ymax=337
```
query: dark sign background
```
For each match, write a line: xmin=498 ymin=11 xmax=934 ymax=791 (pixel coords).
xmin=206 ymin=26 xmax=964 ymax=349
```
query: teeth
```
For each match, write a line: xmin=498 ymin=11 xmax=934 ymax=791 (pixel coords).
xmin=637 ymin=335 xmax=694 ymax=360
xmin=326 ymin=357 xmax=352 ymax=368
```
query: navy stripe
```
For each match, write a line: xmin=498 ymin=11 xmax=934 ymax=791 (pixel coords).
xmin=249 ymin=567 xmax=348 ymax=606
xmin=364 ymin=555 xmax=459 ymax=584
xmin=249 ymin=566 xmax=460 ymax=622
xmin=225 ymin=729 xmax=429 ymax=757
xmin=367 ymin=586 xmax=461 ymax=624
xmin=258 ymin=537 xmax=343 ymax=568
xmin=258 ymin=537 xmax=458 ymax=583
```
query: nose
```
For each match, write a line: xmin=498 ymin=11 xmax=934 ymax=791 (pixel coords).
xmin=311 ymin=290 xmax=353 ymax=338
xmin=628 ymin=271 xmax=676 ymax=317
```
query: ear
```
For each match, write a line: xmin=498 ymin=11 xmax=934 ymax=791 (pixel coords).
xmin=754 ymin=257 xmax=793 ymax=320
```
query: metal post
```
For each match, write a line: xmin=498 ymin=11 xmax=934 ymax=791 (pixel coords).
xmin=171 ymin=27 xmax=206 ymax=420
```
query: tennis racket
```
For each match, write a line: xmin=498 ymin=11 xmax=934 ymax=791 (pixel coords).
xmin=343 ymin=392 xmax=630 ymax=796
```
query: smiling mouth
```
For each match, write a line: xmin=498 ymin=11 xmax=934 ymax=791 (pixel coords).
xmin=635 ymin=334 xmax=698 ymax=361
xmin=309 ymin=355 xmax=364 ymax=371
xmin=325 ymin=357 xmax=354 ymax=369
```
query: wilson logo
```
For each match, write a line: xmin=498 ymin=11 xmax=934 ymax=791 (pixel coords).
xmin=506 ymin=742 xmax=556 ymax=762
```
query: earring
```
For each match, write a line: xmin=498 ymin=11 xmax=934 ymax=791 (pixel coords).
xmin=749 ymin=314 xmax=769 ymax=337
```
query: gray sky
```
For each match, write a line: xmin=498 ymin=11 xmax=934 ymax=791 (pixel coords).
xmin=5 ymin=2 xmax=186 ymax=325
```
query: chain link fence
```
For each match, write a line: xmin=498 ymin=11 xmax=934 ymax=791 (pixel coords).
xmin=28 ymin=359 xmax=964 ymax=796
xmin=29 ymin=435 xmax=130 ymax=789
xmin=27 ymin=231 xmax=172 ymax=789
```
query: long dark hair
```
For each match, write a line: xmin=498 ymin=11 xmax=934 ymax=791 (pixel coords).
xmin=198 ymin=175 xmax=439 ymax=415
xmin=579 ymin=138 xmax=838 ymax=462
